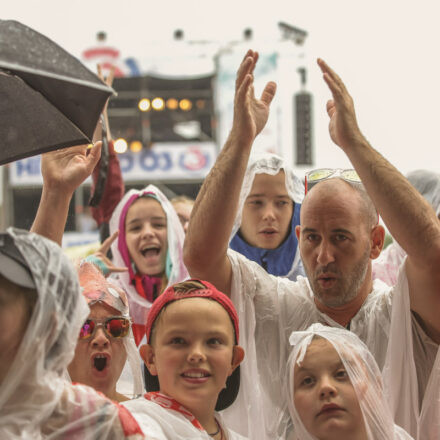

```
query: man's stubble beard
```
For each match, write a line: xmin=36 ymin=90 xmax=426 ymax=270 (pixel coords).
xmin=304 ymin=245 xmax=371 ymax=308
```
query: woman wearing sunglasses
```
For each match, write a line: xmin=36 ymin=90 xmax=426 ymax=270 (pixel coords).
xmin=68 ymin=261 xmax=143 ymax=402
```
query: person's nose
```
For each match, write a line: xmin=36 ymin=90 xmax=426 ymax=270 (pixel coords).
xmin=141 ymin=223 xmax=155 ymax=239
xmin=316 ymin=240 xmax=335 ymax=266
xmin=262 ymin=203 xmax=276 ymax=222
xmin=319 ymin=375 xmax=337 ymax=399
xmin=187 ymin=342 xmax=207 ymax=363
xmin=91 ymin=326 xmax=110 ymax=348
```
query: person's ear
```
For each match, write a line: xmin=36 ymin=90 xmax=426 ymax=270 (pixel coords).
xmin=229 ymin=345 xmax=245 ymax=376
xmin=295 ymin=225 xmax=301 ymax=240
xmin=369 ymin=224 xmax=385 ymax=260
xmin=139 ymin=344 xmax=158 ymax=376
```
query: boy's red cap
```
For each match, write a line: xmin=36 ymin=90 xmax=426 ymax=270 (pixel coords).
xmin=145 ymin=279 xmax=239 ymax=343
xmin=144 ymin=279 xmax=241 ymax=411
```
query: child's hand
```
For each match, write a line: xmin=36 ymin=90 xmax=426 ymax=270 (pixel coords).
xmin=86 ymin=230 xmax=128 ymax=277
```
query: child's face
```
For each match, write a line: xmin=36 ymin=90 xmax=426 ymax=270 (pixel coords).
xmin=68 ymin=303 xmax=128 ymax=397
xmin=125 ymin=197 xmax=168 ymax=277
xmin=293 ymin=338 xmax=366 ymax=439
xmin=240 ymin=171 xmax=293 ymax=250
xmin=142 ymin=298 xmax=243 ymax=412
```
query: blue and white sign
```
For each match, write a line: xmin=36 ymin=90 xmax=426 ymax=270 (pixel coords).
xmin=9 ymin=155 xmax=92 ymax=187
xmin=118 ymin=142 xmax=216 ymax=182
xmin=10 ymin=155 xmax=43 ymax=186
xmin=9 ymin=142 xmax=217 ymax=187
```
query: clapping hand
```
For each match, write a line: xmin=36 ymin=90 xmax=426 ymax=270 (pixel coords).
xmin=232 ymin=49 xmax=277 ymax=146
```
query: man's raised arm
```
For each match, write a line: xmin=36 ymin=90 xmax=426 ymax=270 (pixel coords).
xmin=183 ymin=50 xmax=276 ymax=295
xmin=318 ymin=58 xmax=440 ymax=343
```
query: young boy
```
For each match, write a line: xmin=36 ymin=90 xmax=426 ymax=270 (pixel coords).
xmin=122 ymin=279 xmax=246 ymax=439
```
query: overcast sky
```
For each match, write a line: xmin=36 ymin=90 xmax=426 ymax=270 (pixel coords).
xmin=3 ymin=0 xmax=440 ymax=174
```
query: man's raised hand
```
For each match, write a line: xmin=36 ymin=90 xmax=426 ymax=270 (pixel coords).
xmin=232 ymin=50 xmax=277 ymax=147
xmin=318 ymin=58 xmax=365 ymax=151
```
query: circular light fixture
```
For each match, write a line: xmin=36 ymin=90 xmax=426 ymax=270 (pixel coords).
xmin=138 ymin=98 xmax=151 ymax=112
xmin=179 ymin=99 xmax=192 ymax=111
xmin=114 ymin=138 xmax=128 ymax=154
xmin=166 ymin=98 xmax=179 ymax=110
xmin=196 ymin=99 xmax=206 ymax=109
xmin=130 ymin=140 xmax=143 ymax=153
xmin=152 ymin=97 xmax=165 ymax=111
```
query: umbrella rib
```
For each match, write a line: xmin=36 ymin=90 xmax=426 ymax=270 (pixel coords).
xmin=0 ymin=61 xmax=115 ymax=94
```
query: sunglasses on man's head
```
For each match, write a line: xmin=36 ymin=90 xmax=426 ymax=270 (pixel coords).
xmin=305 ymin=168 xmax=361 ymax=194
xmin=79 ymin=316 xmax=131 ymax=340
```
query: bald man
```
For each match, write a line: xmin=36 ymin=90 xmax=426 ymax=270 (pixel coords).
xmin=184 ymin=51 xmax=440 ymax=439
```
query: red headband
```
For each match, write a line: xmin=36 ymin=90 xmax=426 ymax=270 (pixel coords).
xmin=145 ymin=279 xmax=239 ymax=344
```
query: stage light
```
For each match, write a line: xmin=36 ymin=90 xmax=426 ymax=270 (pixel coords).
xmin=179 ymin=99 xmax=192 ymax=111
xmin=152 ymin=97 xmax=165 ymax=111
xmin=166 ymin=98 xmax=179 ymax=110
xmin=130 ymin=141 xmax=143 ymax=153
xmin=138 ymin=98 xmax=151 ymax=112
xmin=196 ymin=99 xmax=205 ymax=109
xmin=114 ymin=138 xmax=128 ymax=153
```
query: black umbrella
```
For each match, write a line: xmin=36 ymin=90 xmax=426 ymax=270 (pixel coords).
xmin=0 ymin=20 xmax=115 ymax=165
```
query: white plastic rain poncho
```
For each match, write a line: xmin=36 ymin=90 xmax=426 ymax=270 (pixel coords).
xmin=229 ymin=153 xmax=305 ymax=281
xmin=0 ymin=228 xmax=144 ymax=439
xmin=222 ymin=250 xmax=438 ymax=440
xmin=373 ymin=169 xmax=440 ymax=286
xmin=109 ymin=184 xmax=188 ymax=346
xmin=382 ymin=260 xmax=440 ymax=439
xmin=287 ymin=324 xmax=413 ymax=440
xmin=76 ymin=261 xmax=143 ymax=399
xmin=122 ymin=392 xmax=247 ymax=440
xmin=417 ymin=348 xmax=440 ymax=439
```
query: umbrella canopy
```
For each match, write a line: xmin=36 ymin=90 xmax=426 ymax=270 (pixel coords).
xmin=0 ymin=20 xmax=114 ymax=165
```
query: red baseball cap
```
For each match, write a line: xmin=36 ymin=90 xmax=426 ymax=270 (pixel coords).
xmin=144 ymin=279 xmax=241 ymax=411
xmin=145 ymin=279 xmax=239 ymax=344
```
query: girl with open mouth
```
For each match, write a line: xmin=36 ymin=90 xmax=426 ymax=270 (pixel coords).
xmin=68 ymin=261 xmax=143 ymax=402
xmin=109 ymin=185 xmax=188 ymax=348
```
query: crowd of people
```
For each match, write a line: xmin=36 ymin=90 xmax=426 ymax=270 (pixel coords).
xmin=1 ymin=47 xmax=439 ymax=439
